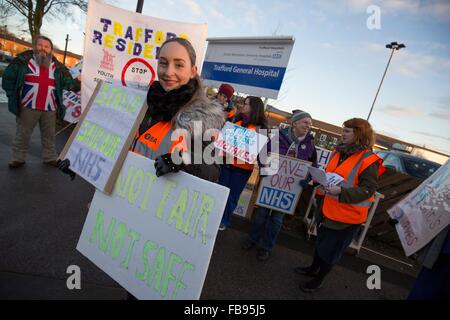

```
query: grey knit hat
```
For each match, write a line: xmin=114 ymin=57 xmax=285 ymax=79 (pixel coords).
xmin=291 ymin=110 xmax=312 ymax=123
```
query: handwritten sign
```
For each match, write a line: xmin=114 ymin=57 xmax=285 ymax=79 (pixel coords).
xmin=233 ymin=188 xmax=253 ymax=218
xmin=256 ymin=154 xmax=311 ymax=214
xmin=59 ymin=81 xmax=147 ymax=194
xmin=214 ymin=121 xmax=268 ymax=164
xmin=308 ymin=167 xmax=343 ymax=186
xmin=388 ymin=159 xmax=450 ymax=257
xmin=82 ymin=0 xmax=208 ymax=112
xmin=69 ymin=59 xmax=83 ymax=79
xmin=76 ymin=151 xmax=229 ymax=299
xmin=315 ymin=146 xmax=332 ymax=170
xmin=63 ymin=90 xmax=82 ymax=123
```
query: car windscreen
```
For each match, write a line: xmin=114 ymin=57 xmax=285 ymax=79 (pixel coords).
xmin=402 ymin=157 xmax=440 ymax=179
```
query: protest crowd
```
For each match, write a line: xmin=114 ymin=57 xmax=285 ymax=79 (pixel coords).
xmin=1 ymin=0 xmax=448 ymax=301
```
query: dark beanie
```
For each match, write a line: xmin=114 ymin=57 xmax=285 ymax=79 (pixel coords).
xmin=291 ymin=110 xmax=312 ymax=123
xmin=218 ymin=83 xmax=234 ymax=100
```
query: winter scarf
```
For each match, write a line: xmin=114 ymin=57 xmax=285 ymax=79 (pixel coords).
xmin=335 ymin=143 xmax=367 ymax=160
xmin=146 ymin=79 xmax=198 ymax=121
xmin=288 ymin=127 xmax=306 ymax=145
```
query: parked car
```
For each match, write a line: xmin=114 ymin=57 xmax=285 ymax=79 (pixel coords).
xmin=374 ymin=150 xmax=441 ymax=179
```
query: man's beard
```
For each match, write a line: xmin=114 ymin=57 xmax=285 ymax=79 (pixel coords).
xmin=34 ymin=50 xmax=52 ymax=68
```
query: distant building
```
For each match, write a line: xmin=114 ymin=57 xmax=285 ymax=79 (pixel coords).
xmin=0 ymin=34 xmax=81 ymax=68
xmin=265 ymin=105 xmax=449 ymax=164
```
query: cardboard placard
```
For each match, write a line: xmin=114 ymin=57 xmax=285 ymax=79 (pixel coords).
xmin=59 ymin=81 xmax=148 ymax=194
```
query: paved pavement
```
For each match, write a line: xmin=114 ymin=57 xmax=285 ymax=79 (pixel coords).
xmin=0 ymin=102 xmax=416 ymax=300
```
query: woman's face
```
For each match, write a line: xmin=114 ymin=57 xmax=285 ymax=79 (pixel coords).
xmin=241 ymin=98 xmax=251 ymax=114
xmin=341 ymin=126 xmax=355 ymax=145
xmin=293 ymin=117 xmax=312 ymax=136
xmin=157 ymin=42 xmax=197 ymax=91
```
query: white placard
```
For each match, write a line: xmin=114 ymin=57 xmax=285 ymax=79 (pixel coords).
xmin=214 ymin=121 xmax=268 ymax=164
xmin=62 ymin=82 xmax=147 ymax=193
xmin=308 ymin=166 xmax=343 ymax=186
xmin=388 ymin=160 xmax=450 ymax=257
xmin=62 ymin=90 xmax=82 ymax=123
xmin=256 ymin=155 xmax=310 ymax=214
xmin=315 ymin=146 xmax=332 ymax=170
xmin=76 ymin=151 xmax=229 ymax=300
xmin=82 ymin=0 xmax=208 ymax=113
xmin=69 ymin=59 xmax=83 ymax=79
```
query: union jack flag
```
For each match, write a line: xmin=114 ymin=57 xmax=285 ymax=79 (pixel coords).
xmin=21 ymin=58 xmax=57 ymax=111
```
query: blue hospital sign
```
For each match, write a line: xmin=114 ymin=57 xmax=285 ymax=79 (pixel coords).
xmin=202 ymin=62 xmax=286 ymax=91
xmin=201 ymin=37 xmax=295 ymax=99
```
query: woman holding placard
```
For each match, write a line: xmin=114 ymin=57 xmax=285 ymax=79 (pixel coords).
xmin=242 ymin=110 xmax=318 ymax=261
xmin=218 ymin=96 xmax=268 ymax=231
xmin=59 ymin=37 xmax=225 ymax=182
xmin=131 ymin=37 xmax=224 ymax=180
xmin=57 ymin=37 xmax=225 ymax=301
xmin=295 ymin=118 xmax=385 ymax=293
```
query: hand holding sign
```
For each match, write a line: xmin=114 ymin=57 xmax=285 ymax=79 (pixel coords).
xmin=77 ymin=152 xmax=230 ymax=299
xmin=57 ymin=159 xmax=76 ymax=181
xmin=308 ymin=167 xmax=343 ymax=186
xmin=154 ymin=153 xmax=185 ymax=177
xmin=323 ymin=185 xmax=341 ymax=196
xmin=59 ymin=81 xmax=148 ymax=194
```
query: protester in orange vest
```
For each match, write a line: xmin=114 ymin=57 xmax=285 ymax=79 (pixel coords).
xmin=130 ymin=38 xmax=224 ymax=180
xmin=218 ymin=96 xmax=268 ymax=231
xmin=60 ymin=37 xmax=225 ymax=301
xmin=294 ymin=118 xmax=385 ymax=293
xmin=58 ymin=37 xmax=224 ymax=182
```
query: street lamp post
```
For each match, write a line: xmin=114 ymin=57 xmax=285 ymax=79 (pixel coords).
xmin=136 ymin=0 xmax=144 ymax=13
xmin=63 ymin=34 xmax=70 ymax=66
xmin=367 ymin=41 xmax=405 ymax=121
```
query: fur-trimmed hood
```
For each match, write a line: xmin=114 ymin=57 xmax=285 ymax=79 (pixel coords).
xmin=144 ymin=80 xmax=225 ymax=138
xmin=173 ymin=97 xmax=225 ymax=139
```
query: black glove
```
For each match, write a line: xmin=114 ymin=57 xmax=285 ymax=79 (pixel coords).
xmin=299 ymin=174 xmax=312 ymax=187
xmin=154 ymin=153 xmax=184 ymax=177
xmin=388 ymin=218 xmax=399 ymax=227
xmin=299 ymin=179 xmax=309 ymax=188
xmin=57 ymin=159 xmax=76 ymax=181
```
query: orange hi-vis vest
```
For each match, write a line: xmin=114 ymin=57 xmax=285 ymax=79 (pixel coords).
xmin=321 ymin=149 xmax=385 ymax=225
xmin=226 ymin=108 xmax=236 ymax=120
xmin=131 ymin=121 xmax=187 ymax=160
xmin=229 ymin=120 xmax=257 ymax=171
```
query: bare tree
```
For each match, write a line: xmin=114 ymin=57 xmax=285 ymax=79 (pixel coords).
xmin=4 ymin=0 xmax=87 ymax=42
xmin=0 ymin=1 xmax=14 ymax=29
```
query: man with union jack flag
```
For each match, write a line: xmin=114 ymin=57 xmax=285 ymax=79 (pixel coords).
xmin=2 ymin=35 xmax=80 ymax=168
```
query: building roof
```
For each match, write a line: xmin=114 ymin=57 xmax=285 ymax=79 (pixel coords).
xmin=266 ymin=105 xmax=449 ymax=157
xmin=0 ymin=34 xmax=82 ymax=60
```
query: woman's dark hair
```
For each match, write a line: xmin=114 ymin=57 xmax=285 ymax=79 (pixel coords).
xmin=160 ymin=37 xmax=196 ymax=66
xmin=236 ymin=96 xmax=268 ymax=128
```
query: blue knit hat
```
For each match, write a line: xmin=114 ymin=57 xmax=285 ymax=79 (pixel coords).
xmin=291 ymin=110 xmax=312 ymax=123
